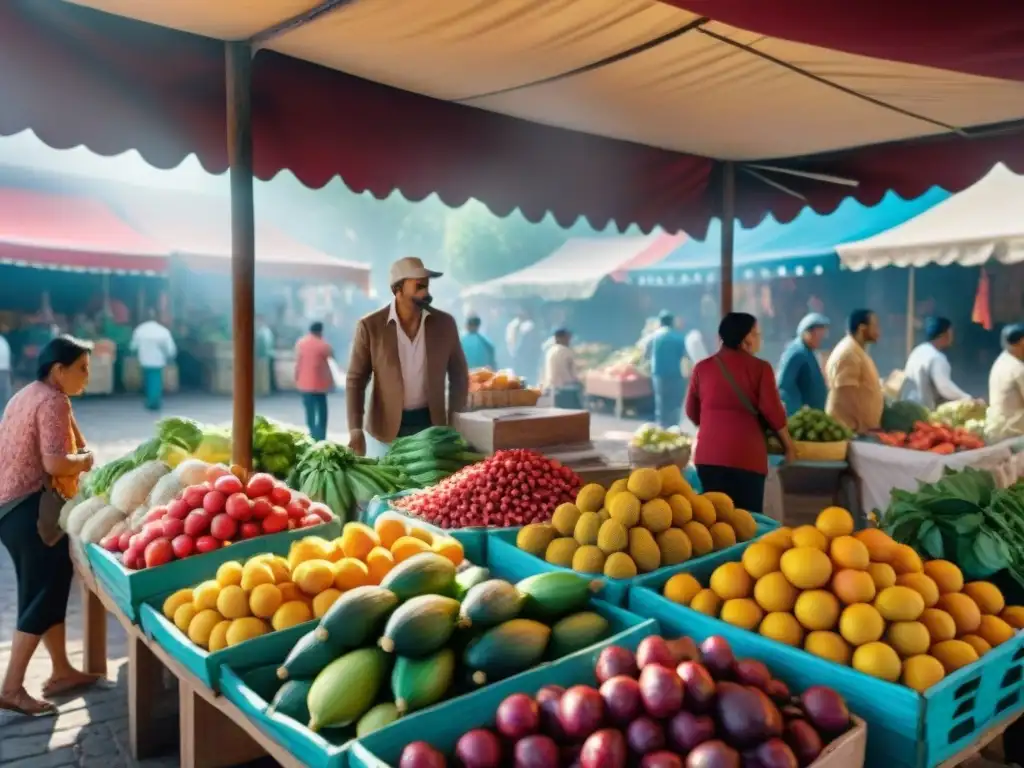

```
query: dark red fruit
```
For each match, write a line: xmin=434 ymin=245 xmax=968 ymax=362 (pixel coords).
xmin=734 ymin=659 xmax=771 ymax=690
xmin=455 ymin=729 xmax=502 ymax=768
xmin=677 ymin=661 xmax=717 ymax=712
xmin=666 ymin=636 xmax=700 ymax=664
xmin=636 ymin=636 xmax=676 ymax=669
xmin=559 ymin=686 xmax=605 ymax=739
xmin=685 ymin=740 xmax=740 ymax=768
xmin=514 ymin=735 xmax=560 ymax=768
xmin=783 ymin=720 xmax=825 ymax=767
xmin=535 ymin=685 xmax=566 ymax=739
xmin=641 ymin=752 xmax=683 ymax=768
xmin=638 ymin=664 xmax=684 ymax=718
xmin=400 ymin=741 xmax=446 ymax=768
xmin=580 ymin=729 xmax=627 ymax=768
xmin=800 ymin=687 xmax=849 ymax=735
xmin=764 ymin=679 xmax=791 ymax=704
xmin=699 ymin=636 xmax=735 ymax=679
xmin=715 ymin=683 xmax=783 ymax=748
xmin=668 ymin=711 xmax=716 ymax=752
xmin=599 ymin=675 xmax=643 ymax=724
xmin=753 ymin=738 xmax=799 ymax=768
xmin=496 ymin=693 xmax=540 ymax=740
xmin=595 ymin=645 xmax=639 ymax=683
xmin=626 ymin=717 xmax=665 ymax=755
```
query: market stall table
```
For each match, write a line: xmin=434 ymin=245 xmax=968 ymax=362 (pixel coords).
xmin=584 ymin=370 xmax=653 ymax=419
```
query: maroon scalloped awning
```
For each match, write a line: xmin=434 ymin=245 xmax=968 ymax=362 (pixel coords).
xmin=2 ymin=1 xmax=1023 ymax=236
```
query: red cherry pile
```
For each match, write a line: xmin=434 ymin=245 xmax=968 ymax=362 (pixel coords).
xmin=99 ymin=467 xmax=334 ymax=570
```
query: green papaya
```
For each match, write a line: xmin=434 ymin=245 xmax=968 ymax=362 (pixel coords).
xmin=380 ymin=594 xmax=464 ymax=656
xmin=454 ymin=565 xmax=491 ymax=598
xmin=548 ymin=611 xmax=611 ymax=658
xmin=517 ymin=571 xmax=599 ymax=620
xmin=380 ymin=552 xmax=456 ymax=600
xmin=307 ymin=647 xmax=389 ymax=732
xmin=392 ymin=647 xmax=456 ymax=715
xmin=356 ymin=702 xmax=400 ymax=738
xmin=316 ymin=585 xmax=398 ymax=646
xmin=267 ymin=679 xmax=313 ymax=724
xmin=459 ymin=579 xmax=524 ymax=627
xmin=464 ymin=618 xmax=551 ymax=685
xmin=277 ymin=629 xmax=337 ymax=681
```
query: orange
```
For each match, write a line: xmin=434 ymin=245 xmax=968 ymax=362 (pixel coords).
xmin=922 ymin=560 xmax=964 ymax=594
xmin=867 ymin=562 xmax=897 ymax=590
xmin=962 ymin=582 xmax=1005 ymax=615
xmin=895 ymin=573 xmax=940 ymax=608
xmin=791 ymin=525 xmax=828 ymax=551
xmin=830 ymin=536 xmax=870 ymax=571
xmin=333 ymin=557 xmax=370 ymax=591
xmin=1002 ymin=606 xmax=1024 ymax=629
xmin=364 ymin=546 xmax=395 ymax=585
xmin=919 ymin=608 xmax=957 ymax=643
xmin=891 ymin=545 xmax=923 ymax=575
xmin=374 ymin=517 xmax=408 ymax=550
xmin=977 ymin=615 xmax=1014 ymax=647
xmin=816 ymin=507 xmax=854 ymax=540
xmin=391 ymin=535 xmax=432 ymax=562
xmin=832 ymin=569 xmax=876 ymax=605
xmin=854 ymin=528 xmax=898 ymax=564
xmin=339 ymin=522 xmax=380 ymax=561
xmin=408 ymin=526 xmax=435 ymax=545
xmin=433 ymin=537 xmax=465 ymax=567
xmin=936 ymin=593 xmax=982 ymax=636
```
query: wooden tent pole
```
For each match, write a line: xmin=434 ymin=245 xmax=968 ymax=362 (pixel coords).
xmin=720 ymin=161 xmax=735 ymax=316
xmin=226 ymin=42 xmax=256 ymax=469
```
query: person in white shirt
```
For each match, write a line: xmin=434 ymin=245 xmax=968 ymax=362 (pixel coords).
xmin=542 ymin=328 xmax=582 ymax=409
xmin=987 ymin=323 xmax=1024 ymax=440
xmin=130 ymin=310 xmax=176 ymax=411
xmin=685 ymin=328 xmax=709 ymax=365
xmin=901 ymin=316 xmax=972 ymax=410
xmin=0 ymin=327 xmax=10 ymax=414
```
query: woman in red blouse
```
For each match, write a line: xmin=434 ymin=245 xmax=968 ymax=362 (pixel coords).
xmin=685 ymin=313 xmax=795 ymax=513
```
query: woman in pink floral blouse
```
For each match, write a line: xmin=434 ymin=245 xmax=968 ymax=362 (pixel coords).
xmin=0 ymin=336 xmax=97 ymax=716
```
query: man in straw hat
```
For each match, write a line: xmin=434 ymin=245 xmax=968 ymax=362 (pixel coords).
xmin=347 ymin=257 xmax=469 ymax=457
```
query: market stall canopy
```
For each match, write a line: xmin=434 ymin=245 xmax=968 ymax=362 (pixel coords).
xmin=461 ymin=232 xmax=685 ymax=301
xmin=111 ymin=187 xmax=371 ymax=288
xmin=2 ymin=2 xmax=1024 ymax=235
xmin=0 ymin=186 xmax=170 ymax=274
xmin=629 ymin=187 xmax=949 ymax=286
xmin=837 ymin=164 xmax=1024 ymax=270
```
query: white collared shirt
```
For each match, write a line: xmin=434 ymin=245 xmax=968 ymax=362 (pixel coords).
xmin=902 ymin=341 xmax=970 ymax=409
xmin=130 ymin=320 xmax=176 ymax=369
xmin=388 ymin=301 xmax=429 ymax=410
xmin=542 ymin=343 xmax=578 ymax=390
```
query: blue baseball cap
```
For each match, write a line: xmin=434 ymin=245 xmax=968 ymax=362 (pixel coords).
xmin=797 ymin=312 xmax=830 ymax=335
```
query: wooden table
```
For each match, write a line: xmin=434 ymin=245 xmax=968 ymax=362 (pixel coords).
xmin=70 ymin=548 xmax=305 ymax=768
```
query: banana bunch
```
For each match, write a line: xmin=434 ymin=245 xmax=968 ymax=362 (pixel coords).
xmin=382 ymin=426 xmax=484 ymax=487
xmin=291 ymin=441 xmax=411 ymax=523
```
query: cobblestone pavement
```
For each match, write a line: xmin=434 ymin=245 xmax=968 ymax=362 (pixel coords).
xmin=0 ymin=392 xmax=643 ymax=766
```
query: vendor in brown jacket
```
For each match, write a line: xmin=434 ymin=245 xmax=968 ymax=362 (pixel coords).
xmin=347 ymin=257 xmax=469 ymax=457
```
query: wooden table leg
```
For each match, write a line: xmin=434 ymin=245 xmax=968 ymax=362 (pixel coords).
xmin=128 ymin=631 xmax=165 ymax=760
xmin=179 ymin=682 xmax=266 ymax=768
xmin=80 ymin=580 xmax=107 ymax=677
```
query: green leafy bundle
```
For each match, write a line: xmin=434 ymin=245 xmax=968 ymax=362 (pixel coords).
xmin=252 ymin=415 xmax=314 ymax=479
xmin=382 ymin=426 xmax=484 ymax=487
xmin=882 ymin=467 xmax=1024 ymax=586
xmin=155 ymin=416 xmax=205 ymax=452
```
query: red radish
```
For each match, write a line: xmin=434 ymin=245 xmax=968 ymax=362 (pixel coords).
xmin=225 ymin=493 xmax=253 ymax=521
xmin=182 ymin=485 xmax=207 ymax=509
xmin=309 ymin=503 xmax=333 ymax=522
xmin=213 ymin=474 xmax=244 ymax=496
xmin=269 ymin=484 xmax=292 ymax=506
xmin=205 ymin=464 xmax=231 ymax=482
xmin=162 ymin=517 xmax=185 ymax=538
xmin=117 ymin=531 xmax=132 ymax=552
xmin=292 ymin=493 xmax=311 ymax=509
xmin=171 ymin=534 xmax=194 ymax=559
xmin=210 ymin=514 xmax=237 ymax=541
xmin=123 ymin=548 xmax=141 ymax=570
xmin=250 ymin=497 xmax=273 ymax=520
xmin=165 ymin=498 xmax=190 ymax=520
xmin=144 ymin=537 xmax=173 ymax=568
xmin=284 ymin=500 xmax=306 ymax=520
xmin=239 ymin=522 xmax=261 ymax=539
xmin=144 ymin=506 xmax=168 ymax=524
xmin=262 ymin=510 xmax=289 ymax=534
xmin=128 ymin=533 xmax=142 ymax=551
xmin=184 ymin=510 xmax=211 ymax=537
xmin=203 ymin=490 xmax=227 ymax=514
xmin=245 ymin=473 xmax=275 ymax=499
xmin=287 ymin=519 xmax=298 ymax=530
xmin=138 ymin=528 xmax=160 ymax=549
xmin=298 ymin=514 xmax=321 ymax=528
xmin=195 ymin=535 xmax=219 ymax=554
xmin=100 ymin=533 xmax=120 ymax=552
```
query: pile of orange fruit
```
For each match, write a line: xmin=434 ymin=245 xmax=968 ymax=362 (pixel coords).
xmin=662 ymin=507 xmax=1023 ymax=692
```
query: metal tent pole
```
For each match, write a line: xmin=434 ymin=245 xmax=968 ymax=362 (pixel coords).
xmin=226 ymin=41 xmax=256 ymax=469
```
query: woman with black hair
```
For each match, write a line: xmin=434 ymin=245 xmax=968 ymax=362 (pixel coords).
xmin=685 ymin=313 xmax=795 ymax=513
xmin=0 ymin=335 xmax=99 ymax=716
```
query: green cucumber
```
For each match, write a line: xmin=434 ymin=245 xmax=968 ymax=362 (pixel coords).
xmin=455 ymin=565 xmax=491 ymax=598
xmin=517 ymin=572 xmax=601 ymax=620
xmin=277 ymin=629 xmax=337 ymax=681
xmin=392 ymin=647 xmax=456 ymax=715
xmin=459 ymin=580 xmax=524 ymax=628
xmin=356 ymin=702 xmax=400 ymax=738
xmin=464 ymin=618 xmax=551 ymax=685
xmin=380 ymin=552 xmax=456 ymax=600
xmin=380 ymin=594 xmax=464 ymax=657
xmin=267 ymin=679 xmax=313 ymax=724
xmin=307 ymin=647 xmax=389 ymax=732
xmin=548 ymin=611 xmax=611 ymax=658
xmin=316 ymin=585 xmax=399 ymax=646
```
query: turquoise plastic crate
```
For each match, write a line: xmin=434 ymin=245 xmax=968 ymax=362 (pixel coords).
xmin=219 ymin=665 xmax=349 ymax=768
xmin=140 ymin=600 xmax=316 ymax=693
xmin=628 ymin=579 xmax=1024 ymax=768
xmin=87 ymin=518 xmax=341 ymax=622
xmin=486 ymin=512 xmax=779 ymax=606
xmin=363 ymin=491 xmax=489 ymax=564
xmin=348 ymin=620 xmax=658 ymax=768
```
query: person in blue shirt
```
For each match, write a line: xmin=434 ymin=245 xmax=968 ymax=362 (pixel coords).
xmin=776 ymin=312 xmax=830 ymax=415
xmin=460 ymin=315 xmax=497 ymax=371
xmin=647 ymin=310 xmax=687 ymax=427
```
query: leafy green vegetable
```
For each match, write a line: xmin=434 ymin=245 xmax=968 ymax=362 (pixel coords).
xmin=156 ymin=417 xmax=204 ymax=452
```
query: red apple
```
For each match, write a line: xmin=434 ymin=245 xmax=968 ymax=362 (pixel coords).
xmin=225 ymin=493 xmax=253 ymax=521
xmin=166 ymin=498 xmax=190 ymax=520
xmin=239 ymin=522 xmax=261 ymax=539
xmin=300 ymin=514 xmax=324 ymax=528
xmin=203 ymin=490 xmax=227 ymax=514
xmin=184 ymin=510 xmax=211 ymax=537
xmin=285 ymin=501 xmax=306 ymax=520
xmin=262 ymin=510 xmax=289 ymax=534
xmin=308 ymin=502 xmax=333 ymax=522
xmin=269 ymin=485 xmax=292 ymax=506
xmin=214 ymin=474 xmax=244 ymax=496
xmin=182 ymin=485 xmax=207 ymax=509
xmin=250 ymin=497 xmax=273 ymax=520
xmin=195 ymin=535 xmax=219 ymax=554
xmin=144 ymin=537 xmax=174 ymax=568
xmin=210 ymin=513 xmax=237 ymax=541
xmin=171 ymin=534 xmax=194 ymax=559
xmin=162 ymin=517 xmax=185 ymax=538
xmin=144 ymin=506 xmax=168 ymax=524
xmin=245 ymin=473 xmax=275 ymax=499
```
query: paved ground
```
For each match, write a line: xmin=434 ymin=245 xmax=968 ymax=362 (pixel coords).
xmin=0 ymin=392 xmax=644 ymax=766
